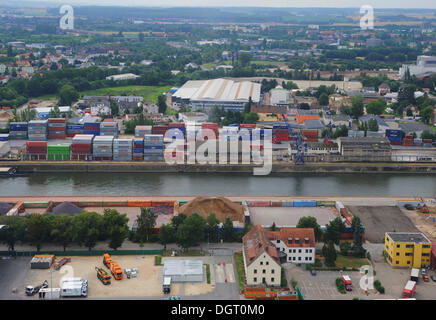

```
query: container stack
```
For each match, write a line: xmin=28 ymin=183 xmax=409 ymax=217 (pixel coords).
xmin=273 ymin=124 xmax=290 ymax=142
xmin=93 ymin=136 xmax=114 ymax=160
xmin=9 ymin=122 xmax=28 ymax=140
xmin=133 ymin=137 xmax=144 ymax=161
xmin=66 ymin=124 xmax=84 ymax=137
xmin=135 ymin=125 xmax=152 ymax=137
xmin=0 ymin=134 xmax=9 ymax=141
xmin=164 ymin=149 xmax=184 ymax=162
xmin=301 ymin=130 xmax=317 ymax=142
xmin=47 ymin=144 xmax=71 ymax=161
xmin=26 ymin=141 xmax=47 ymax=160
xmin=144 ymin=134 xmax=164 ymax=162
xmin=152 ymin=125 xmax=168 ymax=136
xmin=113 ymin=139 xmax=133 ymax=161
xmin=47 ymin=118 xmax=66 ymax=139
xmin=423 ymin=139 xmax=433 ymax=148
xmin=239 ymin=124 xmax=255 ymax=141
xmin=386 ymin=129 xmax=404 ymax=145
xmin=100 ymin=119 xmax=118 ymax=137
xmin=28 ymin=120 xmax=48 ymax=141
xmin=83 ymin=119 xmax=100 ymax=136
xmin=221 ymin=126 xmax=239 ymax=142
xmin=167 ymin=123 xmax=186 ymax=140
xmin=71 ymin=134 xmax=94 ymax=160
xmin=201 ymin=122 xmax=219 ymax=140
xmin=403 ymin=134 xmax=413 ymax=147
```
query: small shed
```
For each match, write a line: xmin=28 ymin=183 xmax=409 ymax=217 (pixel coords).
xmin=163 ymin=259 xmax=203 ymax=282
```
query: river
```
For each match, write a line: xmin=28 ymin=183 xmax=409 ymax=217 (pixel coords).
xmin=0 ymin=172 xmax=435 ymax=197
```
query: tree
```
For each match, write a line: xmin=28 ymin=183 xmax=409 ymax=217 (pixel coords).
xmin=138 ymin=32 xmax=145 ymax=42
xmin=49 ymin=105 xmax=61 ymax=118
xmin=222 ymin=218 xmax=235 ymax=242
xmin=243 ymin=112 xmax=259 ymax=124
xmin=0 ymin=216 xmax=25 ymax=251
xmin=270 ymin=222 xmax=277 ymax=231
xmin=239 ymin=53 xmax=251 ymax=67
xmin=109 ymin=98 xmax=119 ymax=117
xmin=322 ymin=241 xmax=337 ymax=267
xmin=367 ymin=118 xmax=379 ymax=132
xmin=324 ymin=217 xmax=346 ymax=245
xmin=351 ymin=216 xmax=364 ymax=252
xmin=333 ymin=124 xmax=349 ymax=138
xmin=318 ymin=93 xmax=329 ymax=106
xmin=421 ymin=106 xmax=434 ymax=124
xmin=171 ymin=214 xmax=187 ymax=231
xmin=339 ymin=241 xmax=352 ymax=256
xmin=366 ymin=98 xmax=386 ymax=115
xmin=59 ymin=84 xmax=79 ymax=106
xmin=206 ymin=214 xmax=220 ymax=243
xmin=350 ymin=95 xmax=364 ymax=120
xmin=50 ymin=214 xmax=73 ymax=251
xmin=72 ymin=212 xmax=103 ymax=251
xmin=157 ymin=94 xmax=167 ymax=114
xmin=136 ymin=207 xmax=157 ymax=242
xmin=25 ymin=214 xmax=53 ymax=252
xmin=421 ymin=130 xmax=435 ymax=141
xmin=159 ymin=224 xmax=175 ymax=250
xmin=103 ymin=209 xmax=129 ymax=250
xmin=296 ymin=216 xmax=322 ymax=241
xmin=176 ymin=213 xmax=206 ymax=251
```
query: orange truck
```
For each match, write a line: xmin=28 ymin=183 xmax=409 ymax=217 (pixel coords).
xmin=103 ymin=254 xmax=123 ymax=280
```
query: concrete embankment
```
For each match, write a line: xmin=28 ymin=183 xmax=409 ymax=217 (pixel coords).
xmin=2 ymin=161 xmax=436 ymax=174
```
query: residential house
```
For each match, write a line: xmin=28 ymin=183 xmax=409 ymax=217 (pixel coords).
xmin=378 ymin=83 xmax=391 ymax=96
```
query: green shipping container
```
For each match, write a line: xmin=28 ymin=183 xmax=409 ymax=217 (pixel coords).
xmin=47 ymin=145 xmax=70 ymax=160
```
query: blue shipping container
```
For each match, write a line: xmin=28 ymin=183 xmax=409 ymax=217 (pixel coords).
xmin=293 ymin=200 xmax=317 ymax=207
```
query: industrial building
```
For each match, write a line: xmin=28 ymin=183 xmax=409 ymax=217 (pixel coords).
xmin=105 ymin=73 xmax=140 ymax=81
xmin=242 ymin=225 xmax=281 ymax=287
xmin=171 ymin=78 xmax=261 ymax=113
xmin=400 ymin=55 xmax=436 ymax=79
xmin=337 ymin=137 xmax=392 ymax=162
xmin=384 ymin=232 xmax=432 ymax=268
xmin=162 ymin=259 xmax=204 ymax=282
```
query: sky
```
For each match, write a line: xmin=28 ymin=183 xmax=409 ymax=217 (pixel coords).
xmin=15 ymin=0 xmax=436 ymax=9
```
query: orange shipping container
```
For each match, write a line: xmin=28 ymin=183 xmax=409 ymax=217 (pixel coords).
xmin=127 ymin=200 xmax=152 ymax=207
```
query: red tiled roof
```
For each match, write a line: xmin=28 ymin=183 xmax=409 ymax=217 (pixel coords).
xmin=242 ymin=225 xmax=280 ymax=267
xmin=265 ymin=228 xmax=316 ymax=248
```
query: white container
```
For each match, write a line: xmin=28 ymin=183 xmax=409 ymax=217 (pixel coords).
xmin=39 ymin=288 xmax=60 ymax=299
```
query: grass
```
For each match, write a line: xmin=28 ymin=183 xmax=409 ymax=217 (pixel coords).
xmin=201 ymin=63 xmax=216 ymax=69
xmin=81 ymin=85 xmax=171 ymax=103
xmin=335 ymin=254 xmax=371 ymax=269
xmin=162 ymin=249 xmax=205 ymax=257
xmin=154 ymin=255 xmax=162 ymax=266
xmin=234 ymin=251 xmax=245 ymax=293
xmin=251 ymin=60 xmax=287 ymax=67
xmin=205 ymin=264 xmax=211 ymax=284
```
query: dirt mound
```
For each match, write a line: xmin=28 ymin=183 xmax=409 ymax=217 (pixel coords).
xmin=178 ymin=196 xmax=244 ymax=222
xmin=51 ymin=202 xmax=83 ymax=216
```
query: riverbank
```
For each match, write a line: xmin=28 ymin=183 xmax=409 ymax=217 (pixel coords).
xmin=2 ymin=161 xmax=436 ymax=174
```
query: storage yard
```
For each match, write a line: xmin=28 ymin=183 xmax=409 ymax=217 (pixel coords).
xmin=348 ymin=206 xmax=420 ymax=243
xmin=15 ymin=255 xmax=213 ymax=299
xmin=248 ymin=206 xmax=338 ymax=228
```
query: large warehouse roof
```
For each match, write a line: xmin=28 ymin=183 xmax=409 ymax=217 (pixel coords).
xmin=163 ymin=259 xmax=203 ymax=281
xmin=172 ymin=78 xmax=261 ymax=103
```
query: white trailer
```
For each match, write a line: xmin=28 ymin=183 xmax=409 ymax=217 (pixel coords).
xmin=61 ymin=279 xmax=88 ymax=297
xmin=39 ymin=288 xmax=60 ymax=299
xmin=410 ymin=268 xmax=419 ymax=282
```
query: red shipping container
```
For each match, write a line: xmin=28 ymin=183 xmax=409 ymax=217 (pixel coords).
xmin=48 ymin=118 xmax=66 ymax=123
xmin=240 ymin=124 xmax=256 ymax=129
xmin=103 ymin=119 xmax=115 ymax=123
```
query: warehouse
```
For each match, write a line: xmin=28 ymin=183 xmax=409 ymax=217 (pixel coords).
xmin=171 ymin=78 xmax=261 ymax=113
xmin=163 ymin=259 xmax=204 ymax=282
xmin=337 ymin=137 xmax=392 ymax=162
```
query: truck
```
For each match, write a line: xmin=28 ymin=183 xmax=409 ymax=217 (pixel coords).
xmin=61 ymin=278 xmax=88 ymax=297
xmin=95 ymin=266 xmax=111 ymax=285
xmin=25 ymin=280 xmax=48 ymax=296
xmin=402 ymin=281 xmax=416 ymax=298
xmin=341 ymin=275 xmax=353 ymax=291
xmin=163 ymin=276 xmax=171 ymax=294
xmin=103 ymin=253 xmax=123 ymax=280
xmin=410 ymin=268 xmax=419 ymax=282
xmin=54 ymin=257 xmax=71 ymax=270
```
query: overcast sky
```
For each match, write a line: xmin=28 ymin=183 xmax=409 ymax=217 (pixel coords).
xmin=20 ymin=0 xmax=436 ymax=9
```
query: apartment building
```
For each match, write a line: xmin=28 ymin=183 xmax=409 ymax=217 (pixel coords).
xmin=384 ymin=232 xmax=432 ymax=268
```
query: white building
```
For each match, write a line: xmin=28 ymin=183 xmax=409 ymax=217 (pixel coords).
xmin=242 ymin=225 xmax=281 ymax=287
xmin=270 ymin=87 xmax=292 ymax=106
xmin=172 ymin=78 xmax=261 ymax=113
xmin=266 ymin=228 xmax=316 ymax=264
xmin=106 ymin=73 xmax=140 ymax=81
xmin=400 ymin=56 xmax=436 ymax=79
xmin=178 ymin=112 xmax=209 ymax=123
xmin=163 ymin=259 xmax=203 ymax=282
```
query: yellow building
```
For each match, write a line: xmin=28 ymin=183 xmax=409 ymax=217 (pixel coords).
xmin=384 ymin=232 xmax=432 ymax=268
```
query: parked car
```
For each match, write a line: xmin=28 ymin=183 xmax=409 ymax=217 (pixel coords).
xmin=311 ymin=269 xmax=317 ymax=276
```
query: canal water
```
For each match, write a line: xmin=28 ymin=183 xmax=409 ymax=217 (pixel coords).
xmin=0 ymin=172 xmax=435 ymax=196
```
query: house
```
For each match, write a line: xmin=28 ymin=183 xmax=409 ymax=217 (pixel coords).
xmin=111 ymin=96 xmax=143 ymax=113
xmin=178 ymin=112 xmax=209 ymax=123
xmin=402 ymin=104 xmax=419 ymax=118
xmin=265 ymin=228 xmax=316 ymax=264
xmin=242 ymin=225 xmax=281 ymax=287
xmin=378 ymin=83 xmax=391 ymax=96
xmin=184 ymin=63 xmax=199 ymax=70
xmin=384 ymin=232 xmax=432 ymax=268
xmin=143 ymin=101 xmax=159 ymax=114
xmin=105 ymin=73 xmax=139 ymax=81
xmin=323 ymin=114 xmax=352 ymax=127
xmin=270 ymin=87 xmax=292 ymax=107
xmin=328 ymin=94 xmax=351 ymax=112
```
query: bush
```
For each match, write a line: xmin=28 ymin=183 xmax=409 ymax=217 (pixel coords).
xmin=291 ymin=279 xmax=298 ymax=290
xmin=374 ymin=280 xmax=385 ymax=294
xmin=154 ymin=255 xmax=162 ymax=266
xmin=340 ymin=242 xmax=352 ymax=256
xmin=281 ymin=268 xmax=288 ymax=288
xmin=336 ymin=277 xmax=346 ymax=294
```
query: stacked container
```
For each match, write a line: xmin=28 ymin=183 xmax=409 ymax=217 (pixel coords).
xmin=71 ymin=134 xmax=94 ymax=160
xmin=301 ymin=130 xmax=318 ymax=142
xmin=423 ymin=139 xmax=433 ymax=148
xmin=144 ymin=134 xmax=164 ymax=162
xmin=100 ymin=119 xmax=118 ymax=137
xmin=113 ymin=139 xmax=133 ymax=161
xmin=221 ymin=126 xmax=239 ymax=142
xmin=47 ymin=118 xmax=66 ymax=139
xmin=47 ymin=144 xmax=70 ymax=161
xmin=28 ymin=120 xmax=48 ymax=141
xmin=83 ymin=119 xmax=100 ymax=136
xmin=93 ymin=136 xmax=114 ymax=160
xmin=273 ymin=124 xmax=290 ymax=142
xmin=201 ymin=123 xmax=219 ymax=140
xmin=152 ymin=125 xmax=168 ymax=136
xmin=403 ymin=135 xmax=413 ymax=147
xmin=9 ymin=122 xmax=28 ymax=140
xmin=239 ymin=124 xmax=256 ymax=141
xmin=133 ymin=137 xmax=144 ymax=161
xmin=135 ymin=125 xmax=152 ymax=137
xmin=0 ymin=134 xmax=9 ymax=141
xmin=386 ymin=129 xmax=404 ymax=145
xmin=66 ymin=124 xmax=84 ymax=137
xmin=26 ymin=141 xmax=47 ymax=160
xmin=167 ymin=123 xmax=186 ymax=140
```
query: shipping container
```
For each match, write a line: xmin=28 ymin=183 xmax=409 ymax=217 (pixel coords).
xmin=293 ymin=200 xmax=317 ymax=207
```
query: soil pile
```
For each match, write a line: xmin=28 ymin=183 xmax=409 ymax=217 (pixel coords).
xmin=178 ymin=196 xmax=244 ymax=222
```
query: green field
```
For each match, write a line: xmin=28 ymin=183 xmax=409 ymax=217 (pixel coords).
xmin=81 ymin=85 xmax=172 ymax=103
xmin=335 ymin=255 xmax=370 ymax=269
xmin=251 ymin=60 xmax=288 ymax=67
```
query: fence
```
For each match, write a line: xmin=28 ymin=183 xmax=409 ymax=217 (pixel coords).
xmin=0 ymin=249 xmax=163 ymax=257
